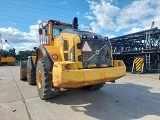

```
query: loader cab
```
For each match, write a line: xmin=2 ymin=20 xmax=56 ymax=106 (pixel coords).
xmin=38 ymin=17 xmax=112 ymax=69
xmin=39 ymin=20 xmax=72 ymax=46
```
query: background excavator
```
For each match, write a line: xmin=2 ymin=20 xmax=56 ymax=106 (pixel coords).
xmin=0 ymin=33 xmax=16 ymax=65
xmin=20 ymin=17 xmax=126 ymax=100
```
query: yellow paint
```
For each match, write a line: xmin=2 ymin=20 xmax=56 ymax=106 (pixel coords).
xmin=53 ymin=33 xmax=83 ymax=68
xmin=88 ymin=64 xmax=96 ymax=68
xmin=76 ymin=72 xmax=84 ymax=78
xmin=37 ymin=69 xmax=42 ymax=89
xmin=73 ymin=36 xmax=83 ymax=68
xmin=37 ymin=46 xmax=62 ymax=63
xmin=31 ymin=56 xmax=36 ymax=66
xmin=133 ymin=57 xmax=144 ymax=72
xmin=52 ymin=60 xmax=126 ymax=88
xmin=0 ymin=57 xmax=16 ymax=63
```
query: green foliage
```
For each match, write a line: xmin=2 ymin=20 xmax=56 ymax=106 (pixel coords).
xmin=16 ymin=50 xmax=35 ymax=61
xmin=15 ymin=61 xmax=20 ymax=66
xmin=1 ymin=49 xmax=35 ymax=61
xmin=2 ymin=49 xmax=15 ymax=57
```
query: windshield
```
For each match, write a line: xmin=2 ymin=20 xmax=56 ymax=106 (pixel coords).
xmin=53 ymin=24 xmax=72 ymax=37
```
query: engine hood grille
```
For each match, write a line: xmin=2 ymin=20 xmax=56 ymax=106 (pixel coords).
xmin=81 ymin=40 xmax=112 ymax=68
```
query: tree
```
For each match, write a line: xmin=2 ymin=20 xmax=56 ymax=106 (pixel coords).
xmin=17 ymin=50 xmax=35 ymax=60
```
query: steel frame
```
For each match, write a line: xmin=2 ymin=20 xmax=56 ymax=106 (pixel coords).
xmin=109 ymin=27 xmax=160 ymax=72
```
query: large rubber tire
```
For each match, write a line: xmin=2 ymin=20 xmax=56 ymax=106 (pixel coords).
xmin=82 ymin=83 xmax=105 ymax=91
xmin=36 ymin=58 xmax=59 ymax=100
xmin=20 ymin=60 xmax=27 ymax=80
xmin=27 ymin=57 xmax=36 ymax=85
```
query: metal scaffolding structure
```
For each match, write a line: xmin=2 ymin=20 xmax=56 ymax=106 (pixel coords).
xmin=109 ymin=27 xmax=160 ymax=72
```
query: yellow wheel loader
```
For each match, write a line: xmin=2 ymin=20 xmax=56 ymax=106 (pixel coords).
xmin=0 ymin=38 xmax=16 ymax=65
xmin=20 ymin=17 xmax=126 ymax=100
xmin=0 ymin=56 xmax=16 ymax=65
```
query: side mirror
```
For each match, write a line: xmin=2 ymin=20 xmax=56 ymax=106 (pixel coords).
xmin=39 ymin=29 xmax=42 ymax=35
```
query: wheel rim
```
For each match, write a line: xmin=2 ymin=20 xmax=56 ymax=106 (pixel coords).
xmin=37 ymin=69 xmax=42 ymax=88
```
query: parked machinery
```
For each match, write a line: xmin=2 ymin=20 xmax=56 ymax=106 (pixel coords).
xmin=20 ymin=17 xmax=126 ymax=100
xmin=0 ymin=34 xmax=16 ymax=65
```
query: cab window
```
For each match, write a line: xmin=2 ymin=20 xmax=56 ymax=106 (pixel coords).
xmin=54 ymin=28 xmax=62 ymax=36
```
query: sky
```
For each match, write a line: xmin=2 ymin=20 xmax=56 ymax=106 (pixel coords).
xmin=0 ymin=0 xmax=160 ymax=53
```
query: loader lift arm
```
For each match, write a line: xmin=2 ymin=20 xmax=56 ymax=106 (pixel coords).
xmin=5 ymin=40 xmax=15 ymax=51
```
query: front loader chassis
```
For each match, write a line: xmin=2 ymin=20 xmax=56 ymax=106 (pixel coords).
xmin=20 ymin=58 xmax=125 ymax=100
xmin=36 ymin=58 xmax=105 ymax=99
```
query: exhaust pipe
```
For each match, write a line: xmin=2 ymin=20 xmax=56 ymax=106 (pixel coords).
xmin=72 ymin=17 xmax=78 ymax=29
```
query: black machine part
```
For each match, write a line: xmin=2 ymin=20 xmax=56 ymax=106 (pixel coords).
xmin=80 ymin=39 xmax=112 ymax=68
xmin=72 ymin=17 xmax=78 ymax=29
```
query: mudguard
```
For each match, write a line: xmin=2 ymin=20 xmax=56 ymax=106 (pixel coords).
xmin=36 ymin=46 xmax=53 ymax=71
xmin=36 ymin=46 xmax=62 ymax=71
